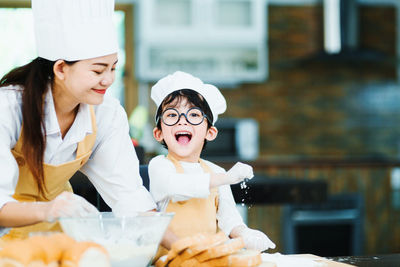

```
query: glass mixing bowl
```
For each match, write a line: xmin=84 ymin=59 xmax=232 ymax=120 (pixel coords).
xmin=59 ymin=212 xmax=173 ymax=267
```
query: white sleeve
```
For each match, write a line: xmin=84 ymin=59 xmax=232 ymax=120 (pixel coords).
xmin=148 ymin=156 xmax=210 ymax=203
xmin=198 ymin=161 xmax=246 ymax=235
xmin=216 ymin=184 xmax=246 ymax=236
xmin=0 ymin=144 xmax=19 ymax=208
xmin=0 ymin=89 xmax=22 ymax=210
xmin=80 ymin=104 xmax=156 ymax=213
xmin=0 ymin=89 xmax=21 ymax=234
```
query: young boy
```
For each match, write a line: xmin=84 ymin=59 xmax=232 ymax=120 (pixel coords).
xmin=149 ymin=71 xmax=275 ymax=255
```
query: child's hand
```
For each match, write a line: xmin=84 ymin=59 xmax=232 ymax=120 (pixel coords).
xmin=226 ymin=162 xmax=254 ymax=184
xmin=233 ymin=226 xmax=276 ymax=251
xmin=209 ymin=162 xmax=254 ymax=188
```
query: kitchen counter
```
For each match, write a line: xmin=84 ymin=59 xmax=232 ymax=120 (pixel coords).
xmin=260 ymin=253 xmax=400 ymax=267
xmin=330 ymin=254 xmax=400 ymax=267
xmin=230 ymin=175 xmax=327 ymax=205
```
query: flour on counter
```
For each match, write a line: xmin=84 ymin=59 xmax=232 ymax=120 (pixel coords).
xmin=262 ymin=253 xmax=324 ymax=267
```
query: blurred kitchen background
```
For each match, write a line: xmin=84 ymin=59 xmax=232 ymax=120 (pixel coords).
xmin=1 ymin=0 xmax=400 ymax=257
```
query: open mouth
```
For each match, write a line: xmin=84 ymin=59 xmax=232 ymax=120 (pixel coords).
xmin=175 ymin=131 xmax=192 ymax=145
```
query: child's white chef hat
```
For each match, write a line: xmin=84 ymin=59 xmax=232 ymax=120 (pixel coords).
xmin=32 ymin=0 xmax=118 ymax=61
xmin=151 ymin=71 xmax=227 ymax=124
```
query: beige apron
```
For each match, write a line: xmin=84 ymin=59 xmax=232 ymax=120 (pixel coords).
xmin=156 ymin=154 xmax=219 ymax=258
xmin=2 ymin=105 xmax=97 ymax=241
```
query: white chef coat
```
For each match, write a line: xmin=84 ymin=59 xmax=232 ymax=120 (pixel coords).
xmin=0 ymin=85 xmax=156 ymax=214
xmin=148 ymin=155 xmax=246 ymax=236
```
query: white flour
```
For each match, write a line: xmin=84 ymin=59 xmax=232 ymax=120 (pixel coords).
xmin=262 ymin=253 xmax=324 ymax=267
xmin=103 ymin=243 xmax=158 ymax=267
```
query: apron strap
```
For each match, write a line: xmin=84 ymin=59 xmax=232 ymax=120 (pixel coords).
xmin=76 ymin=105 xmax=97 ymax=158
xmin=166 ymin=154 xmax=212 ymax=174
xmin=166 ymin=154 xmax=185 ymax=173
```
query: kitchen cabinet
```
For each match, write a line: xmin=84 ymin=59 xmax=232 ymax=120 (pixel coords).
xmin=136 ymin=0 xmax=268 ymax=85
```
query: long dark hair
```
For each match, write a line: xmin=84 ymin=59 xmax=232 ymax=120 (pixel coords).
xmin=0 ymin=57 xmax=56 ymax=197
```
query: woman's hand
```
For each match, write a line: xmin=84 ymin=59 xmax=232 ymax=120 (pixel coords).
xmin=43 ymin=192 xmax=99 ymax=222
xmin=0 ymin=192 xmax=98 ymax=227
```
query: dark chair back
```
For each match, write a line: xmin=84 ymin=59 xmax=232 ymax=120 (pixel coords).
xmin=139 ymin=165 xmax=150 ymax=191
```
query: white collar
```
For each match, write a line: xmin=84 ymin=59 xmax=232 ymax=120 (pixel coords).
xmin=43 ymin=87 xmax=93 ymax=140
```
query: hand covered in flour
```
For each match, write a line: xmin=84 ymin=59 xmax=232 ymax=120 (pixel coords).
xmin=44 ymin=192 xmax=99 ymax=222
xmin=234 ymin=226 xmax=276 ymax=251
xmin=226 ymin=162 xmax=254 ymax=184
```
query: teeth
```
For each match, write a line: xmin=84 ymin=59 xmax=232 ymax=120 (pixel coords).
xmin=175 ymin=131 xmax=192 ymax=141
xmin=175 ymin=131 xmax=191 ymax=136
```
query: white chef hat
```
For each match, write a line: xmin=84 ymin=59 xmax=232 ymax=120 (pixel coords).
xmin=151 ymin=71 xmax=227 ymax=124
xmin=32 ymin=0 xmax=118 ymax=61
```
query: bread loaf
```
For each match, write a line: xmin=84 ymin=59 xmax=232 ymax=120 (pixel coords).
xmin=155 ymin=255 xmax=169 ymax=267
xmin=29 ymin=233 xmax=75 ymax=265
xmin=158 ymin=233 xmax=261 ymax=267
xmin=167 ymin=254 xmax=184 ymax=267
xmin=0 ymin=239 xmax=46 ymax=267
xmin=0 ymin=233 xmax=110 ymax=267
xmin=170 ymin=233 xmax=209 ymax=255
xmin=158 ymin=232 xmax=227 ymax=267
xmin=180 ymin=258 xmax=203 ymax=267
xmin=179 ymin=232 xmax=228 ymax=261
xmin=156 ymin=232 xmax=208 ymax=267
xmin=204 ymin=249 xmax=262 ymax=267
xmin=195 ymin=238 xmax=245 ymax=262
xmin=61 ymin=241 xmax=110 ymax=267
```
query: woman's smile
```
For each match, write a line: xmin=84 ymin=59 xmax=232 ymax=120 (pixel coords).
xmin=92 ymin=88 xmax=107 ymax=95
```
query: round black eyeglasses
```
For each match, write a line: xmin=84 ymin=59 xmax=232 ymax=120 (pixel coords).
xmin=159 ymin=107 xmax=208 ymax=126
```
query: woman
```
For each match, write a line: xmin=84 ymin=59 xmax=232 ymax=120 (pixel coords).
xmin=0 ymin=0 xmax=156 ymax=240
